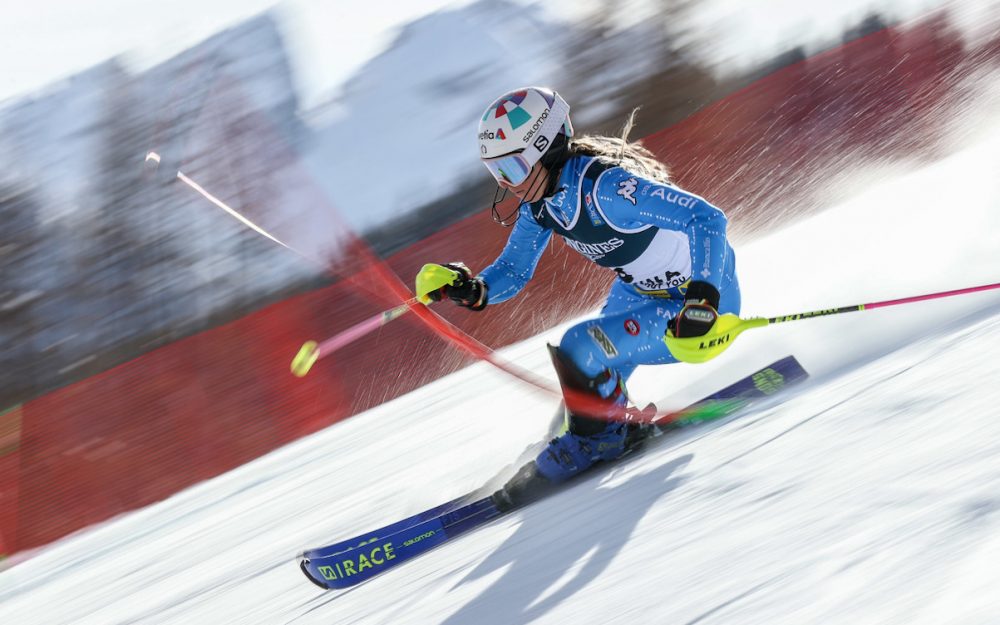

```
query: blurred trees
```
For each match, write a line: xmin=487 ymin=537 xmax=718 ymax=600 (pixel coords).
xmin=0 ymin=185 xmax=45 ymax=405
xmin=2 ymin=5 xmax=997 ymax=412
xmin=557 ymin=0 xmax=718 ymax=137
xmin=0 ymin=16 xmax=317 ymax=408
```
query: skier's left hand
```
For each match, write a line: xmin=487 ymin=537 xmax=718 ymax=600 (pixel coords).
xmin=667 ymin=281 xmax=721 ymax=338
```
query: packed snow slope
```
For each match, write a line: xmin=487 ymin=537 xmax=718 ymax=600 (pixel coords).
xmin=3 ymin=102 xmax=1000 ymax=625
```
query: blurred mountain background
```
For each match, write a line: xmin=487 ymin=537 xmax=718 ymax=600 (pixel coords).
xmin=1 ymin=0 xmax=996 ymax=410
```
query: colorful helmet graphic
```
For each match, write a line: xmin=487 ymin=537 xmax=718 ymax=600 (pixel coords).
xmin=478 ymin=87 xmax=573 ymax=185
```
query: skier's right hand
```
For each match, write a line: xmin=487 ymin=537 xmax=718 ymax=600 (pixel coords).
xmin=416 ymin=262 xmax=488 ymax=310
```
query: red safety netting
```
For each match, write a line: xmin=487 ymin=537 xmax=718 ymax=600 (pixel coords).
xmin=2 ymin=13 xmax=993 ymax=555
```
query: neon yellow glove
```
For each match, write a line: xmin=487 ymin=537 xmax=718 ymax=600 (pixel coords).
xmin=664 ymin=280 xmax=725 ymax=363
xmin=415 ymin=262 xmax=488 ymax=310
xmin=664 ymin=314 xmax=768 ymax=363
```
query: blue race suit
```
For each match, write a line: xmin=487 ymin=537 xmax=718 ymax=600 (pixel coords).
xmin=479 ymin=155 xmax=741 ymax=481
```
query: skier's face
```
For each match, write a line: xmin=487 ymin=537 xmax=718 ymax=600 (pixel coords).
xmin=497 ymin=161 xmax=548 ymax=203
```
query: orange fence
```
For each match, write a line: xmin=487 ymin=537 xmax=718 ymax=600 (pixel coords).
xmin=1 ymin=14 xmax=993 ymax=555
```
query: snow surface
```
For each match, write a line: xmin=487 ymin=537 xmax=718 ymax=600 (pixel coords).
xmin=3 ymin=81 xmax=1000 ymax=625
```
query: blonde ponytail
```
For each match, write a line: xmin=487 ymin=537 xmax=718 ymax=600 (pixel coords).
xmin=568 ymin=108 xmax=671 ymax=184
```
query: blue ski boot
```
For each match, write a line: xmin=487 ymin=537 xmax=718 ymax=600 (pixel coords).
xmin=491 ymin=346 xmax=634 ymax=511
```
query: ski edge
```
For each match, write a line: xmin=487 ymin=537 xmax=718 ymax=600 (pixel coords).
xmin=299 ymin=496 xmax=501 ymax=589
xmin=298 ymin=491 xmax=478 ymax=562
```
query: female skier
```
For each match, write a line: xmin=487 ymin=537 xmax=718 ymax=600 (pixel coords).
xmin=416 ymin=87 xmax=739 ymax=507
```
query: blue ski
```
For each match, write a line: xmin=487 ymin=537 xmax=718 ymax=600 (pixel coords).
xmin=299 ymin=491 xmax=478 ymax=564
xmin=653 ymin=354 xmax=807 ymax=431
xmin=300 ymin=496 xmax=500 ymax=589
xmin=299 ymin=355 xmax=808 ymax=590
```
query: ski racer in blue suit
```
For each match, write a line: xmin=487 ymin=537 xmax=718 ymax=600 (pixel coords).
xmin=416 ymin=87 xmax=739 ymax=508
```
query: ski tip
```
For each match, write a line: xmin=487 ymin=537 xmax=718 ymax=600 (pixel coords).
xmin=299 ymin=556 xmax=332 ymax=590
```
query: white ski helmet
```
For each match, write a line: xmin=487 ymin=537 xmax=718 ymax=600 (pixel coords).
xmin=478 ymin=87 xmax=573 ymax=185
